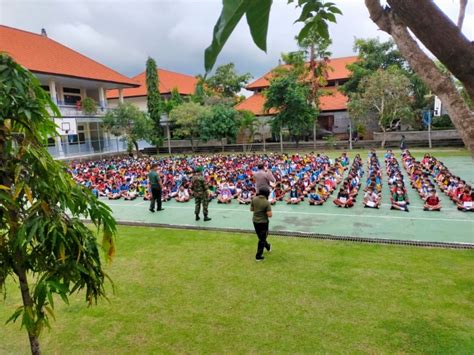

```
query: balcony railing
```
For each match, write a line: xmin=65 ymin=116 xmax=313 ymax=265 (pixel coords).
xmin=56 ymin=104 xmax=111 ymax=117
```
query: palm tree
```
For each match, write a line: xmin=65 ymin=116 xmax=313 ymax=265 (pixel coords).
xmin=238 ymin=110 xmax=258 ymax=151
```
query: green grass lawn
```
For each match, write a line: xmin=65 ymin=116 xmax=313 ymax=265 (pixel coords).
xmin=2 ymin=226 xmax=473 ymax=353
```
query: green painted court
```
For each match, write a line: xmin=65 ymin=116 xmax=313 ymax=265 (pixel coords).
xmin=103 ymin=152 xmax=474 ymax=245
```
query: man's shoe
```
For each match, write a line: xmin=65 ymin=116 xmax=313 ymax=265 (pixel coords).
xmin=255 ymin=256 xmax=265 ymax=261
xmin=149 ymin=209 xmax=155 ymax=213
xmin=157 ymin=208 xmax=165 ymax=211
xmin=195 ymin=214 xmax=200 ymax=221
xmin=266 ymin=244 xmax=272 ymax=252
xmin=204 ymin=216 xmax=212 ymax=221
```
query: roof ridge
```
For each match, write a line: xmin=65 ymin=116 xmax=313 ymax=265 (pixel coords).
xmin=0 ymin=24 xmax=47 ymax=38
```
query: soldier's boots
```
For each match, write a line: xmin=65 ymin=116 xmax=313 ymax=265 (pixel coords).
xmin=204 ymin=216 xmax=212 ymax=222
xmin=195 ymin=214 xmax=200 ymax=221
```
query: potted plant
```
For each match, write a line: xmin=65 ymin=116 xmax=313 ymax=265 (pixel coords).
xmin=81 ymin=97 xmax=98 ymax=115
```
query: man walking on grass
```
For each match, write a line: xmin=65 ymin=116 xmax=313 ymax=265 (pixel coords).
xmin=191 ymin=166 xmax=211 ymax=222
xmin=148 ymin=163 xmax=164 ymax=213
xmin=250 ymin=187 xmax=272 ymax=261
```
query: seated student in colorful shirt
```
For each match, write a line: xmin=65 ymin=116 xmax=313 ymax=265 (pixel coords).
xmin=217 ymin=184 xmax=233 ymax=204
xmin=238 ymin=188 xmax=253 ymax=205
xmin=175 ymin=185 xmax=190 ymax=202
xmin=333 ymin=188 xmax=354 ymax=208
xmin=308 ymin=187 xmax=324 ymax=206
xmin=423 ymin=189 xmax=441 ymax=211
xmin=123 ymin=184 xmax=138 ymax=200
xmin=391 ymin=188 xmax=409 ymax=212
xmin=363 ymin=187 xmax=380 ymax=209
xmin=457 ymin=186 xmax=473 ymax=211
xmin=286 ymin=186 xmax=302 ymax=205
xmin=107 ymin=185 xmax=121 ymax=200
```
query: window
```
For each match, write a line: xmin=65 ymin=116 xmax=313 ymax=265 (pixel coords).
xmin=47 ymin=137 xmax=55 ymax=147
xmin=41 ymin=85 xmax=50 ymax=92
xmin=62 ymin=87 xmax=81 ymax=106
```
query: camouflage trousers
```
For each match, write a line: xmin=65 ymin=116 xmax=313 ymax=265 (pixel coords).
xmin=194 ymin=195 xmax=209 ymax=216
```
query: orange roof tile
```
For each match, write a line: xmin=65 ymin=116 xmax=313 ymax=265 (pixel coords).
xmin=0 ymin=25 xmax=138 ymax=87
xmin=246 ymin=56 xmax=358 ymax=90
xmin=107 ymin=69 xmax=197 ymax=99
xmin=235 ymin=87 xmax=348 ymax=116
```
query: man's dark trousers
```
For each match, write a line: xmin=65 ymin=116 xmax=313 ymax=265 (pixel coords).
xmin=150 ymin=187 xmax=162 ymax=211
xmin=253 ymin=222 xmax=270 ymax=258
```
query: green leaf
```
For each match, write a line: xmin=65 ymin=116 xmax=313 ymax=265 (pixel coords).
xmin=204 ymin=0 xmax=252 ymax=72
xmin=245 ymin=0 xmax=272 ymax=52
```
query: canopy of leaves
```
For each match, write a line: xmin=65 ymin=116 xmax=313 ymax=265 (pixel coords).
xmin=348 ymin=67 xmax=413 ymax=131
xmin=164 ymin=87 xmax=185 ymax=114
xmin=169 ymin=102 xmax=211 ymax=141
xmin=0 ymin=53 xmax=117 ymax=341
xmin=199 ymin=105 xmax=239 ymax=142
xmin=103 ymin=102 xmax=153 ymax=152
xmin=206 ymin=63 xmax=252 ymax=99
xmin=145 ymin=57 xmax=163 ymax=145
xmin=265 ymin=74 xmax=317 ymax=142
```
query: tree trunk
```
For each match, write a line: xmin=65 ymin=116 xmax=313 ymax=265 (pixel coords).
xmin=16 ymin=265 xmax=41 ymax=355
xmin=221 ymin=139 xmax=225 ymax=152
xmin=385 ymin=0 xmax=474 ymax=102
xmin=133 ymin=140 xmax=139 ymax=157
xmin=190 ymin=137 xmax=195 ymax=152
xmin=365 ymin=0 xmax=474 ymax=156
xmin=457 ymin=0 xmax=468 ymax=29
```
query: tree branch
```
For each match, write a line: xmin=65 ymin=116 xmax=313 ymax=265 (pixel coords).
xmin=386 ymin=0 xmax=474 ymax=101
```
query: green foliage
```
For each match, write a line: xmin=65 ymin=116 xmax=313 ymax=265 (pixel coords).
xmin=265 ymin=74 xmax=317 ymax=144
xmin=103 ymin=102 xmax=153 ymax=153
xmin=348 ymin=67 xmax=413 ymax=133
xmin=206 ymin=63 xmax=252 ymax=99
xmin=342 ymin=38 xmax=430 ymax=124
xmin=145 ymin=57 xmax=163 ymax=146
xmin=204 ymin=0 xmax=272 ymax=72
xmin=432 ymin=114 xmax=454 ymax=129
xmin=237 ymin=110 xmax=258 ymax=144
xmin=191 ymin=79 xmax=208 ymax=105
xmin=80 ymin=97 xmax=97 ymax=115
xmin=169 ymin=102 xmax=211 ymax=147
xmin=164 ymin=88 xmax=185 ymax=114
xmin=0 ymin=54 xmax=116 ymax=349
xmin=199 ymin=105 xmax=239 ymax=144
xmin=205 ymin=0 xmax=341 ymax=72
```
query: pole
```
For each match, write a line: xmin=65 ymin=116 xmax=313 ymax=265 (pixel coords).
xmin=279 ymin=128 xmax=283 ymax=153
xmin=349 ymin=121 xmax=353 ymax=150
xmin=167 ymin=125 xmax=171 ymax=154
xmin=313 ymin=120 xmax=316 ymax=151
xmin=428 ymin=116 xmax=432 ymax=149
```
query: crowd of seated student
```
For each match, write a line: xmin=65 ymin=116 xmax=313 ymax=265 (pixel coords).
xmin=421 ymin=154 xmax=473 ymax=212
xmin=362 ymin=151 xmax=383 ymax=209
xmin=70 ymin=153 xmax=348 ymax=206
xmin=333 ymin=154 xmax=363 ymax=208
xmin=402 ymin=150 xmax=441 ymax=211
xmin=384 ymin=150 xmax=409 ymax=211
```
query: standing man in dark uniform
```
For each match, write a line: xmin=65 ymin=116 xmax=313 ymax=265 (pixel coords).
xmin=191 ymin=166 xmax=211 ymax=221
xmin=250 ymin=187 xmax=273 ymax=261
xmin=148 ymin=163 xmax=164 ymax=212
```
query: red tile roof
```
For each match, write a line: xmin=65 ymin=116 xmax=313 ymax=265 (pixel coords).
xmin=0 ymin=25 xmax=138 ymax=86
xmin=235 ymin=87 xmax=348 ymax=116
xmin=107 ymin=69 xmax=197 ymax=99
xmin=246 ymin=56 xmax=358 ymax=90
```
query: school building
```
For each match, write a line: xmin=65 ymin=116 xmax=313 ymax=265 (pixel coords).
xmin=235 ymin=56 xmax=358 ymax=142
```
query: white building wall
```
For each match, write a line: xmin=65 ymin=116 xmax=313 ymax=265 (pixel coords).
xmin=108 ymin=96 xmax=147 ymax=111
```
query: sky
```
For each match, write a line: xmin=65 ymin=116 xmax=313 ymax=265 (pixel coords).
xmin=1 ymin=0 xmax=472 ymax=82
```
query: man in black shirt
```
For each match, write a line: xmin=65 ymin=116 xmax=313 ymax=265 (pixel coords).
xmin=148 ymin=163 xmax=164 ymax=212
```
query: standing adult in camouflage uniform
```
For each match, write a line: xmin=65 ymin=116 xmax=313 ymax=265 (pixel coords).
xmin=191 ymin=166 xmax=211 ymax=221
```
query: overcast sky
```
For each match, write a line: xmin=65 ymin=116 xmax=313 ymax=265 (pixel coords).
xmin=1 ymin=0 xmax=472 ymax=81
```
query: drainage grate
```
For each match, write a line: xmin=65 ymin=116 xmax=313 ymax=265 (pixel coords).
xmin=107 ymin=220 xmax=474 ymax=250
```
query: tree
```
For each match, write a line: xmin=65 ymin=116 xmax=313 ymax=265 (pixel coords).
xmin=341 ymin=38 xmax=430 ymax=127
xmin=237 ymin=110 xmax=258 ymax=150
xmin=348 ymin=67 xmax=413 ymax=147
xmin=265 ymin=74 xmax=318 ymax=147
xmin=169 ymin=102 xmax=211 ymax=151
xmin=205 ymin=0 xmax=474 ymax=155
xmin=145 ymin=57 xmax=163 ymax=147
xmin=164 ymin=87 xmax=185 ymax=115
xmin=205 ymin=63 xmax=252 ymax=99
xmin=199 ymin=105 xmax=239 ymax=151
xmin=103 ymin=102 xmax=153 ymax=155
xmin=0 ymin=54 xmax=117 ymax=355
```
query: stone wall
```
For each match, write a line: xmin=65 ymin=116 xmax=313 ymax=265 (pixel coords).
xmin=373 ymin=130 xmax=460 ymax=142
